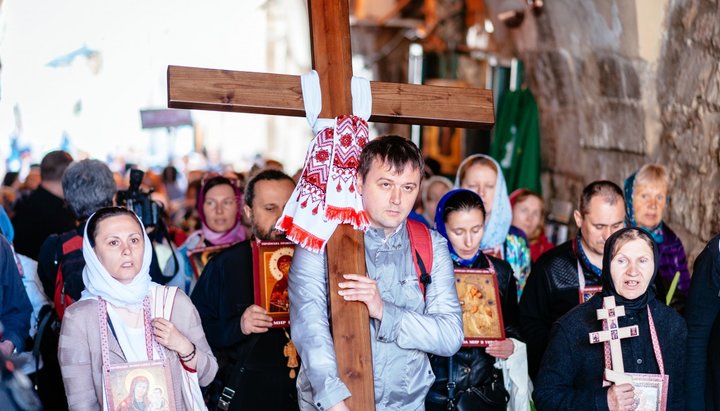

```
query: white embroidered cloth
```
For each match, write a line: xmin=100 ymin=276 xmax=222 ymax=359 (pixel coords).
xmin=275 ymin=71 xmax=372 ymax=253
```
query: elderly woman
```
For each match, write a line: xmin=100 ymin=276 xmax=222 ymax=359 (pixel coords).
xmin=510 ymin=188 xmax=554 ymax=262
xmin=456 ymin=154 xmax=531 ymax=299
xmin=165 ymin=174 xmax=245 ymax=293
xmin=59 ymin=207 xmax=217 ymax=410
xmin=534 ymin=227 xmax=686 ymax=411
xmin=624 ymin=164 xmax=689 ymax=310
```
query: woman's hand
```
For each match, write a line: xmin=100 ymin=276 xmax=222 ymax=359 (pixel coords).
xmin=607 ymin=383 xmax=635 ymax=411
xmin=338 ymin=274 xmax=384 ymax=320
xmin=152 ymin=318 xmax=193 ymax=356
xmin=485 ymin=338 xmax=515 ymax=359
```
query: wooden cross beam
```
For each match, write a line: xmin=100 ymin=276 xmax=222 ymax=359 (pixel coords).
xmin=589 ymin=296 xmax=639 ymax=385
xmin=167 ymin=1 xmax=494 ymax=408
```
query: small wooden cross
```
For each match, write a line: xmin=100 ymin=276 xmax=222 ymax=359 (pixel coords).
xmin=588 ymin=296 xmax=639 ymax=385
xmin=168 ymin=2 xmax=494 ymax=408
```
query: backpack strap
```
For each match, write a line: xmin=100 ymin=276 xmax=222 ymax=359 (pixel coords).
xmin=54 ymin=233 xmax=83 ymax=320
xmin=407 ymin=219 xmax=433 ymax=298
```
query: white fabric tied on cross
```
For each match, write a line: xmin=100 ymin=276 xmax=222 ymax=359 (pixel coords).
xmin=275 ymin=71 xmax=372 ymax=253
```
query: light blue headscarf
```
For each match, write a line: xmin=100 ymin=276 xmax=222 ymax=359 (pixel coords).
xmin=455 ymin=154 xmax=512 ymax=252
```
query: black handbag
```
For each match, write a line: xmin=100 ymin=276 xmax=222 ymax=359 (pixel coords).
xmin=448 ymin=356 xmax=509 ymax=411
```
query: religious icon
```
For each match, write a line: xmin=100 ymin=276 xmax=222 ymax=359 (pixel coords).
xmin=631 ymin=328 xmax=638 ymax=337
xmin=592 ymin=334 xmax=600 ymax=343
xmin=105 ymin=362 xmax=175 ymax=411
xmin=252 ymin=240 xmax=296 ymax=327
xmin=611 ymin=330 xmax=618 ymax=340
xmin=610 ymin=319 xmax=618 ymax=329
xmin=608 ymin=308 xmax=615 ymax=317
xmin=454 ymin=268 xmax=505 ymax=347
xmin=627 ymin=373 xmax=669 ymax=411
xmin=579 ymin=285 xmax=603 ymax=303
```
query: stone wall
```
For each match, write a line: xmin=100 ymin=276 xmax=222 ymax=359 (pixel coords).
xmin=479 ymin=0 xmax=720 ymax=262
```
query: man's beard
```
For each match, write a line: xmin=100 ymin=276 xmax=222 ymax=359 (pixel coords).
xmin=251 ymin=217 xmax=285 ymax=241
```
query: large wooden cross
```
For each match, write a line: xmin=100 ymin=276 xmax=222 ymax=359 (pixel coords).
xmin=167 ymin=1 xmax=493 ymax=408
xmin=589 ymin=296 xmax=639 ymax=385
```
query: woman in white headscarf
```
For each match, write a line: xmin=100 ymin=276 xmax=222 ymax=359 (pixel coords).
xmin=456 ymin=154 xmax=532 ymax=299
xmin=59 ymin=207 xmax=217 ymax=410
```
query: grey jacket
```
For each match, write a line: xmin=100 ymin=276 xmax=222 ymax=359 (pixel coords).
xmin=58 ymin=292 xmax=217 ymax=411
xmin=289 ymin=222 xmax=463 ymax=411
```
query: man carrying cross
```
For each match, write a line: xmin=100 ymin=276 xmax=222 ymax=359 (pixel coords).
xmin=288 ymin=136 xmax=463 ymax=411
xmin=532 ymin=227 xmax=686 ymax=411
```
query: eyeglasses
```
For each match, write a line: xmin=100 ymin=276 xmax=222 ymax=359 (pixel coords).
xmin=203 ymin=198 xmax=238 ymax=209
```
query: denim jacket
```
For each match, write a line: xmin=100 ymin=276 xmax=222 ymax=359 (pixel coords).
xmin=289 ymin=221 xmax=463 ymax=411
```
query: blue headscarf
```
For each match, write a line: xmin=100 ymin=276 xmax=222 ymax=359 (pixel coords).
xmin=434 ymin=189 xmax=485 ymax=266
xmin=0 ymin=207 xmax=14 ymax=243
xmin=454 ymin=154 xmax=512 ymax=252
xmin=623 ymin=172 xmax=664 ymax=244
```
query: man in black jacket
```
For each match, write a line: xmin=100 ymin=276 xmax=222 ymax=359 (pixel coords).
xmin=192 ymin=169 xmax=297 ymax=411
xmin=685 ymin=234 xmax=720 ymax=411
xmin=11 ymin=151 xmax=75 ymax=260
xmin=519 ymin=180 xmax=625 ymax=380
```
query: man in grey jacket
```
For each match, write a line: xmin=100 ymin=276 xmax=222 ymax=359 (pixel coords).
xmin=289 ymin=135 xmax=463 ymax=411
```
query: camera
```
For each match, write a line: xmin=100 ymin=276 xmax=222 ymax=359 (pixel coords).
xmin=116 ymin=169 xmax=161 ymax=228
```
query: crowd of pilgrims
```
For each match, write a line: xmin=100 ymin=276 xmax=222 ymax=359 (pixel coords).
xmin=0 ymin=147 xmax=717 ymax=411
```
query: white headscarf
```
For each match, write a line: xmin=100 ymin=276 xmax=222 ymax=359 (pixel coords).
xmin=454 ymin=154 xmax=512 ymax=251
xmin=80 ymin=209 xmax=153 ymax=311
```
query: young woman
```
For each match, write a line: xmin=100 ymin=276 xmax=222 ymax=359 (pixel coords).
xmin=165 ymin=174 xmax=245 ymax=293
xmin=426 ymin=189 xmax=526 ymax=411
xmin=510 ymin=188 xmax=554 ymax=262
xmin=534 ymin=227 xmax=686 ymax=410
xmin=59 ymin=207 xmax=217 ymax=410
xmin=456 ymin=154 xmax=531 ymax=298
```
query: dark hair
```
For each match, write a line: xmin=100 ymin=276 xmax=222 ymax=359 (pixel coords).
xmin=424 ymin=156 xmax=441 ymax=177
xmin=2 ymin=171 xmax=19 ymax=187
xmin=200 ymin=175 xmax=235 ymax=199
xmin=244 ymin=169 xmax=295 ymax=208
xmin=40 ymin=150 xmax=73 ymax=182
xmin=162 ymin=166 xmax=178 ymax=184
xmin=358 ymin=135 xmax=424 ymax=181
xmin=86 ymin=207 xmax=141 ymax=247
xmin=579 ymin=180 xmax=624 ymax=215
xmin=442 ymin=189 xmax=487 ymax=223
xmin=63 ymin=160 xmax=116 ymax=220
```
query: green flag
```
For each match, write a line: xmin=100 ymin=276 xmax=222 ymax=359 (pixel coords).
xmin=489 ymin=88 xmax=541 ymax=194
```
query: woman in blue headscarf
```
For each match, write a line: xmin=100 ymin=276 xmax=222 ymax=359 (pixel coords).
xmin=624 ymin=164 xmax=689 ymax=311
xmin=455 ymin=154 xmax=531 ymax=299
xmin=426 ymin=189 xmax=528 ymax=411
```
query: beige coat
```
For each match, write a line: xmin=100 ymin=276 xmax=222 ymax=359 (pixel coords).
xmin=59 ymin=291 xmax=218 ymax=411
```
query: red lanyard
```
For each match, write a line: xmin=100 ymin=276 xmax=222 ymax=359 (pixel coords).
xmin=602 ymin=305 xmax=665 ymax=375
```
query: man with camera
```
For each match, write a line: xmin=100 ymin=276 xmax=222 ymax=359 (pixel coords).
xmin=191 ymin=169 xmax=298 ymax=411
